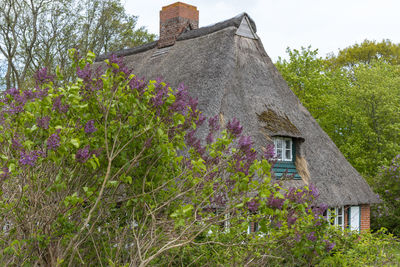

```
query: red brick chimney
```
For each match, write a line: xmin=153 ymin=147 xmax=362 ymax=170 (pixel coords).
xmin=158 ymin=2 xmax=199 ymax=48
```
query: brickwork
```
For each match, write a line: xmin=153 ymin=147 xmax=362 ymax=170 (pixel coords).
xmin=360 ymin=204 xmax=370 ymax=231
xmin=249 ymin=222 xmax=256 ymax=233
xmin=159 ymin=2 xmax=199 ymax=48
xmin=344 ymin=206 xmax=349 ymax=229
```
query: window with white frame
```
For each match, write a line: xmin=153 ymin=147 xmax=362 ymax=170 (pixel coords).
xmin=273 ymin=137 xmax=293 ymax=161
xmin=247 ymin=221 xmax=259 ymax=234
xmin=324 ymin=206 xmax=344 ymax=229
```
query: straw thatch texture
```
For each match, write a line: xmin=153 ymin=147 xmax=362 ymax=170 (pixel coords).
xmin=95 ymin=14 xmax=379 ymax=207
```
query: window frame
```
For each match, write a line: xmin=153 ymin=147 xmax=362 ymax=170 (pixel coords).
xmin=325 ymin=206 xmax=344 ymax=230
xmin=273 ymin=137 xmax=293 ymax=162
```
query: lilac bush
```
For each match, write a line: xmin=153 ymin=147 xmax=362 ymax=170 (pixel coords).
xmin=0 ymin=50 xmax=332 ymax=266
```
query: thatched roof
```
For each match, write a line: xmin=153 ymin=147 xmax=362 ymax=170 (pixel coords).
xmin=95 ymin=13 xmax=379 ymax=207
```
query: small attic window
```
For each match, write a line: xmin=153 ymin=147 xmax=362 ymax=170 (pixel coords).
xmin=273 ymin=137 xmax=292 ymax=161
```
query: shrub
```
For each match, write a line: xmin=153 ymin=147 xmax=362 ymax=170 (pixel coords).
xmin=0 ymin=50 xmax=332 ymax=266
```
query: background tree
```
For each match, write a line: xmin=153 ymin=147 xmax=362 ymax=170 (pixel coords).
xmin=326 ymin=39 xmax=400 ymax=69
xmin=276 ymin=43 xmax=400 ymax=179
xmin=371 ymin=155 xmax=400 ymax=236
xmin=0 ymin=0 xmax=156 ymax=89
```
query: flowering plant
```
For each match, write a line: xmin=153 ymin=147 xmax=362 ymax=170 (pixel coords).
xmin=0 ymin=50 xmax=332 ymax=266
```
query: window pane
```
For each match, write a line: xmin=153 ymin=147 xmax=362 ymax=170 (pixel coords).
xmin=338 ymin=207 xmax=343 ymax=215
xmin=285 ymin=140 xmax=291 ymax=149
xmin=276 ymin=139 xmax=282 ymax=149
xmin=338 ymin=216 xmax=342 ymax=225
xmin=276 ymin=149 xmax=282 ymax=160
xmin=285 ymin=149 xmax=291 ymax=160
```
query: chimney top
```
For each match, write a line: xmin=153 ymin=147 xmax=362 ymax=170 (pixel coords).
xmin=158 ymin=2 xmax=199 ymax=48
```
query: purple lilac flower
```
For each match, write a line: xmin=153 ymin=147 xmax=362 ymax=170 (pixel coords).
xmin=314 ymin=220 xmax=322 ymax=226
xmin=52 ymin=95 xmax=69 ymax=113
xmin=37 ymin=116 xmax=50 ymax=129
xmin=204 ymin=171 xmax=217 ymax=182
xmin=84 ymin=120 xmax=97 ymax=134
xmin=109 ymin=54 xmax=123 ymax=65
xmin=13 ymin=92 xmax=27 ymax=104
xmin=108 ymin=54 xmax=131 ymax=76
xmin=19 ymin=150 xmax=41 ymax=166
xmin=6 ymin=88 xmax=20 ymax=97
xmin=188 ymin=97 xmax=198 ymax=112
xmin=196 ymin=113 xmax=206 ymax=126
xmin=208 ymin=115 xmax=220 ymax=132
xmin=206 ymin=132 xmax=214 ymax=144
xmin=233 ymin=146 xmax=257 ymax=175
xmin=264 ymin=143 xmax=275 ymax=160
xmin=285 ymin=187 xmax=307 ymax=204
xmin=76 ymin=145 xmax=91 ymax=163
xmin=227 ymin=118 xmax=242 ymax=137
xmin=287 ymin=214 xmax=297 ymax=226
xmin=185 ymin=130 xmax=197 ymax=147
xmin=34 ymin=67 xmax=54 ymax=84
xmin=325 ymin=240 xmax=335 ymax=252
xmin=129 ymin=76 xmax=147 ymax=93
xmin=76 ymin=63 xmax=92 ymax=81
xmin=91 ymin=148 xmax=103 ymax=158
xmin=267 ymin=195 xmax=285 ymax=210
xmin=169 ymin=83 xmax=189 ymax=113
xmin=35 ymin=88 xmax=49 ymax=99
xmin=0 ymin=166 xmax=10 ymax=181
xmin=23 ymin=90 xmax=35 ymax=100
xmin=7 ymin=102 xmax=24 ymax=115
xmin=309 ymin=184 xmax=319 ymax=198
xmin=152 ymin=81 xmax=169 ymax=108
xmin=12 ymin=137 xmax=23 ymax=151
xmin=307 ymin=231 xmax=317 ymax=242
xmin=247 ymin=198 xmax=260 ymax=212
xmin=47 ymin=133 xmax=60 ymax=151
xmin=312 ymin=204 xmax=328 ymax=216
xmin=210 ymin=192 xmax=226 ymax=206
xmin=238 ymin=136 xmax=252 ymax=153
xmin=184 ymin=130 xmax=204 ymax=155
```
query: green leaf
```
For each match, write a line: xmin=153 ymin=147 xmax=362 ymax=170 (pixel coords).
xmin=56 ymin=65 xmax=64 ymax=80
xmin=107 ymin=180 xmax=118 ymax=187
xmin=70 ymin=138 xmax=80 ymax=148
xmin=182 ymin=204 xmax=193 ymax=214
xmin=89 ymin=159 xmax=97 ymax=170
xmin=87 ymin=51 xmax=96 ymax=63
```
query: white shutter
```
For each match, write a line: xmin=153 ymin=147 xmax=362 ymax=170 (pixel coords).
xmin=350 ymin=206 xmax=360 ymax=232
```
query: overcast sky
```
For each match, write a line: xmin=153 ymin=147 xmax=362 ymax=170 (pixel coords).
xmin=124 ymin=0 xmax=400 ymax=61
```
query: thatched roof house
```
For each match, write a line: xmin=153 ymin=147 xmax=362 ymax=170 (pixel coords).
xmin=96 ymin=2 xmax=379 ymax=231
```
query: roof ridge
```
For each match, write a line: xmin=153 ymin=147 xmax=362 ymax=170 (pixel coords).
xmin=95 ymin=13 xmax=256 ymax=62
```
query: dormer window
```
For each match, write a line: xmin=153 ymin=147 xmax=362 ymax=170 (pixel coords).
xmin=273 ymin=137 xmax=292 ymax=161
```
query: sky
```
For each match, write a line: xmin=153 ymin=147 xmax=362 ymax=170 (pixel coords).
xmin=124 ymin=0 xmax=400 ymax=61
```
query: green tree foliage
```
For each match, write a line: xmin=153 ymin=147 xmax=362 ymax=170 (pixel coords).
xmin=371 ymin=155 xmax=400 ymax=235
xmin=276 ymin=44 xmax=400 ymax=178
xmin=275 ymin=47 xmax=333 ymax=120
xmin=327 ymin=39 xmax=400 ymax=68
xmin=0 ymin=51 xmax=336 ymax=266
xmin=327 ymin=39 xmax=400 ymax=69
xmin=0 ymin=0 xmax=156 ymax=89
